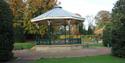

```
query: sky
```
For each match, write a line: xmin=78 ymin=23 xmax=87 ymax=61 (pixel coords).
xmin=58 ymin=0 xmax=118 ymax=29
xmin=58 ymin=0 xmax=118 ymax=17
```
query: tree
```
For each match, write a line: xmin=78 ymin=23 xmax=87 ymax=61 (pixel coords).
xmin=87 ymin=26 xmax=94 ymax=35
xmin=0 ymin=0 xmax=14 ymax=61
xmin=95 ymin=10 xmax=111 ymax=31
xmin=85 ymin=15 xmax=95 ymax=35
xmin=94 ymin=10 xmax=111 ymax=42
xmin=79 ymin=23 xmax=87 ymax=35
xmin=102 ymin=22 xmax=113 ymax=47
xmin=7 ymin=0 xmax=26 ymax=42
xmin=8 ymin=0 xmax=57 ymax=41
xmin=23 ymin=0 xmax=56 ymax=33
xmin=111 ymin=0 xmax=125 ymax=58
xmin=86 ymin=16 xmax=95 ymax=29
xmin=22 ymin=0 xmax=57 ymax=40
xmin=95 ymin=10 xmax=111 ymax=26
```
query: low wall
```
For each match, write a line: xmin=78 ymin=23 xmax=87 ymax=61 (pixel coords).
xmin=31 ymin=44 xmax=84 ymax=52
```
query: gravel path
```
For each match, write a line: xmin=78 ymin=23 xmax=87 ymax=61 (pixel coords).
xmin=6 ymin=47 xmax=111 ymax=63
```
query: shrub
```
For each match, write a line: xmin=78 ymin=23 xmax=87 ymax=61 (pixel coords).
xmin=111 ymin=24 xmax=125 ymax=58
xmin=0 ymin=0 xmax=14 ymax=61
xmin=111 ymin=0 xmax=125 ymax=58
xmin=102 ymin=24 xmax=112 ymax=47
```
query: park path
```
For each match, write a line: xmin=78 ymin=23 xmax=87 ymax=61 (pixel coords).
xmin=6 ymin=47 xmax=111 ymax=63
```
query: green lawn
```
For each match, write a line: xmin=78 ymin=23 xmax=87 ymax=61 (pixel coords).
xmin=88 ymin=43 xmax=105 ymax=48
xmin=14 ymin=42 xmax=35 ymax=50
xmin=13 ymin=41 xmax=104 ymax=50
xmin=83 ymin=43 xmax=105 ymax=48
xmin=31 ymin=55 xmax=125 ymax=63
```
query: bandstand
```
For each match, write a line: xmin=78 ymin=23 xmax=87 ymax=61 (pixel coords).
xmin=31 ymin=6 xmax=84 ymax=45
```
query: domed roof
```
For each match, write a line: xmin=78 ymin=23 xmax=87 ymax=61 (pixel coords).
xmin=31 ymin=6 xmax=84 ymax=22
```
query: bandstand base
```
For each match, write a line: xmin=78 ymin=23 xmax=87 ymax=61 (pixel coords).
xmin=31 ymin=44 xmax=84 ymax=52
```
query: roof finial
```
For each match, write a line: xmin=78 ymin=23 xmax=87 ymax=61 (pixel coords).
xmin=22 ymin=0 xmax=27 ymax=3
xmin=54 ymin=1 xmax=62 ymax=8
xmin=56 ymin=1 xmax=61 ymax=6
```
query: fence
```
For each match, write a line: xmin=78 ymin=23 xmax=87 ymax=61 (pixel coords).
xmin=35 ymin=35 xmax=81 ymax=45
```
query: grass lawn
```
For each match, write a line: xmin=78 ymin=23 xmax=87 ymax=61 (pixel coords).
xmin=31 ymin=55 xmax=125 ymax=63
xmin=88 ymin=43 xmax=104 ymax=48
xmin=83 ymin=43 xmax=105 ymax=48
xmin=14 ymin=42 xmax=35 ymax=50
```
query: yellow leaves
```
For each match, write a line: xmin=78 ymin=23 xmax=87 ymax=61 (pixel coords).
xmin=8 ymin=0 xmax=26 ymax=16
xmin=8 ymin=0 xmax=57 ymax=35
xmin=95 ymin=10 xmax=112 ymax=39
xmin=94 ymin=28 xmax=104 ymax=35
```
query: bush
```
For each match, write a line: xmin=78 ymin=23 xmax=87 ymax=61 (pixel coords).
xmin=111 ymin=0 xmax=125 ymax=58
xmin=0 ymin=0 xmax=14 ymax=61
xmin=102 ymin=24 xmax=112 ymax=47
xmin=14 ymin=26 xmax=25 ymax=42
xmin=14 ymin=42 xmax=35 ymax=50
xmin=111 ymin=24 xmax=125 ymax=58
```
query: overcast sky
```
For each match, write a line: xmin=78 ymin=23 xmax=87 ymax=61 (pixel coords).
xmin=58 ymin=0 xmax=118 ymax=17
xmin=58 ymin=0 xmax=118 ymax=29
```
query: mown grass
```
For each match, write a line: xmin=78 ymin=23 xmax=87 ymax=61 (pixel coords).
xmin=14 ymin=42 xmax=35 ymax=50
xmin=31 ymin=55 xmax=125 ymax=63
xmin=88 ymin=43 xmax=104 ymax=48
xmin=82 ymin=43 xmax=105 ymax=48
